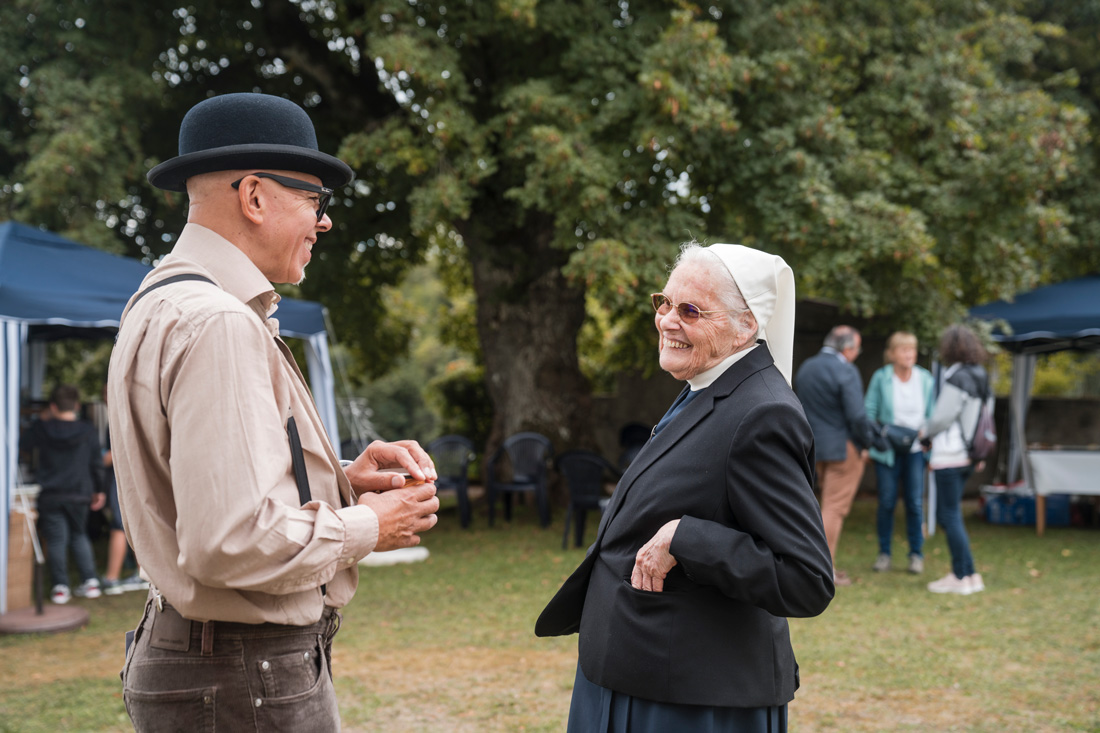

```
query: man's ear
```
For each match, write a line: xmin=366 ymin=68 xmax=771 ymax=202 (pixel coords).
xmin=237 ymin=176 xmax=266 ymax=225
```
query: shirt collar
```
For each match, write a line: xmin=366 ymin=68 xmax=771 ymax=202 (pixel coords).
xmin=821 ymin=346 xmax=847 ymax=363
xmin=168 ymin=223 xmax=281 ymax=317
xmin=687 ymin=342 xmax=760 ymax=391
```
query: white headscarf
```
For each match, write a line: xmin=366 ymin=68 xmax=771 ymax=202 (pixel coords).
xmin=704 ymin=244 xmax=796 ymax=385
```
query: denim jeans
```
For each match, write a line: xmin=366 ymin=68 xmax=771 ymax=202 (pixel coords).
xmin=37 ymin=501 xmax=98 ymax=588
xmin=874 ymin=450 xmax=926 ymax=557
xmin=934 ymin=465 xmax=976 ymax=579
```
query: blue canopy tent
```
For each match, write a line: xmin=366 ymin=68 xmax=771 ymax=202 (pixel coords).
xmin=970 ymin=274 xmax=1100 ymax=355
xmin=970 ymin=275 xmax=1100 ymax=532
xmin=0 ymin=221 xmax=341 ymax=613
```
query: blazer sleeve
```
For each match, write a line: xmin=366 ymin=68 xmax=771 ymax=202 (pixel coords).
xmin=669 ymin=399 xmax=834 ymax=619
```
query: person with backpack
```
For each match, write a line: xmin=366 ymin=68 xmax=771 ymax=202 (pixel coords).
xmin=920 ymin=324 xmax=992 ymax=595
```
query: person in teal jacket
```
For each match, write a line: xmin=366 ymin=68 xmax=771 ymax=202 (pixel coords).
xmin=864 ymin=332 xmax=935 ymax=574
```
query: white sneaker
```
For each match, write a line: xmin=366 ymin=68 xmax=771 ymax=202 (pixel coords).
xmin=51 ymin=584 xmax=72 ymax=604
xmin=927 ymin=573 xmax=972 ymax=595
xmin=74 ymin=578 xmax=101 ymax=599
xmin=872 ymin=553 xmax=892 ymax=572
xmin=966 ymin=573 xmax=984 ymax=593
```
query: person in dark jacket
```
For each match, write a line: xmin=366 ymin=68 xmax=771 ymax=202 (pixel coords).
xmin=21 ymin=384 xmax=106 ymax=604
xmin=794 ymin=326 xmax=878 ymax=586
xmin=537 ymin=242 xmax=833 ymax=733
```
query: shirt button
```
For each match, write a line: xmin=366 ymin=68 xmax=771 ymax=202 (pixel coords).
xmin=345 ymin=557 xmax=355 ymax=566
xmin=261 ymin=660 xmax=270 ymax=670
xmin=203 ymin=695 xmax=213 ymax=705
xmin=255 ymin=698 xmax=263 ymax=708
xmin=304 ymin=651 xmax=311 ymax=661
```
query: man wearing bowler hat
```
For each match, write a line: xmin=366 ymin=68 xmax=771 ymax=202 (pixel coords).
xmin=108 ymin=93 xmax=440 ymax=731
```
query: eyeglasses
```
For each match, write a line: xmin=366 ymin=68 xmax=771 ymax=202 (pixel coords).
xmin=651 ymin=293 xmax=740 ymax=322
xmin=231 ymin=172 xmax=334 ymax=222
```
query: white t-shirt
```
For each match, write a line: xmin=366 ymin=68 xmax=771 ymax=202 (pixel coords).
xmin=892 ymin=372 xmax=925 ymax=453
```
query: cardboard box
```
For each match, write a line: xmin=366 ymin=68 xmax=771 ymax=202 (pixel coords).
xmin=6 ymin=509 xmax=36 ymax=611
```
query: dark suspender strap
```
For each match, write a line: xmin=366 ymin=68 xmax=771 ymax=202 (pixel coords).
xmin=130 ymin=274 xmax=216 ymax=308
xmin=125 ymin=271 xmax=325 ymax=594
xmin=134 ymin=275 xmax=317 ymax=508
xmin=287 ymin=413 xmax=324 ymax=595
xmin=286 ymin=415 xmax=313 ymax=506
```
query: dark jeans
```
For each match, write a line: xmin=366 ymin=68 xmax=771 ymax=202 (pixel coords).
xmin=874 ymin=450 xmax=926 ymax=557
xmin=37 ymin=501 xmax=98 ymax=588
xmin=934 ymin=465 xmax=976 ymax=579
xmin=122 ymin=600 xmax=341 ymax=732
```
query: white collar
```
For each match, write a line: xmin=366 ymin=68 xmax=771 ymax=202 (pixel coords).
xmin=687 ymin=343 xmax=760 ymax=391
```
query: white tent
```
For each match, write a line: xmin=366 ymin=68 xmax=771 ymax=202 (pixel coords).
xmin=0 ymin=221 xmax=341 ymax=613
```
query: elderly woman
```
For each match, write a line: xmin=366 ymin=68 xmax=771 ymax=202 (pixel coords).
xmin=864 ymin=332 xmax=935 ymax=575
xmin=537 ymin=242 xmax=834 ymax=732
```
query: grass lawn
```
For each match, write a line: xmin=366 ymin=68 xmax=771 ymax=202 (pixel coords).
xmin=1 ymin=496 xmax=1097 ymax=732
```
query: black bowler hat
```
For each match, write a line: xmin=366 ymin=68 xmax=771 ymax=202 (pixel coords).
xmin=147 ymin=93 xmax=354 ymax=192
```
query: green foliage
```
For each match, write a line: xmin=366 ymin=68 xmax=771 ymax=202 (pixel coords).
xmin=1 ymin=0 xmax=424 ymax=380
xmin=993 ymin=350 xmax=1100 ymax=397
xmin=425 ymin=358 xmax=493 ymax=449
xmin=355 ymin=260 xmax=482 ymax=443
xmin=4 ymin=0 xmax=1100 ymax=444
xmin=43 ymin=340 xmax=113 ymax=401
xmin=337 ymin=0 xmax=1096 ymax=381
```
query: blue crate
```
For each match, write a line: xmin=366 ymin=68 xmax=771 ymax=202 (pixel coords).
xmin=982 ymin=490 xmax=1071 ymax=527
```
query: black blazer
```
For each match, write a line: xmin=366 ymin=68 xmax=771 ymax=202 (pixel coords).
xmin=536 ymin=344 xmax=834 ymax=708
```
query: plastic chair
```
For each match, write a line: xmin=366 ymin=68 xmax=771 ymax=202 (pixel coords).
xmin=485 ymin=432 xmax=554 ymax=527
xmin=427 ymin=435 xmax=476 ymax=529
xmin=617 ymin=422 xmax=651 ymax=471
xmin=556 ymin=450 xmax=619 ymax=548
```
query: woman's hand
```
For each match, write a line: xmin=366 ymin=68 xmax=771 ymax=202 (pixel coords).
xmin=631 ymin=519 xmax=680 ymax=592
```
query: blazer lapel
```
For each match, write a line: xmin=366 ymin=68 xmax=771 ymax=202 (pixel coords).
xmin=594 ymin=342 xmax=777 ymax=543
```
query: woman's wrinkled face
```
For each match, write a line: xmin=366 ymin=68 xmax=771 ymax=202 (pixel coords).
xmin=655 ymin=261 xmax=752 ymax=381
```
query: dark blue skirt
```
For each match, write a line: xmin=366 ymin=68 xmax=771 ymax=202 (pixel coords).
xmin=567 ymin=663 xmax=787 ymax=733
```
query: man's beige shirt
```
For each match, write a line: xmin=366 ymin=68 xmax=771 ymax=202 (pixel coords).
xmin=107 ymin=223 xmax=378 ymax=624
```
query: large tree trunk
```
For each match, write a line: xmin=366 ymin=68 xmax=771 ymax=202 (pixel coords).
xmin=464 ymin=217 xmax=594 ymax=472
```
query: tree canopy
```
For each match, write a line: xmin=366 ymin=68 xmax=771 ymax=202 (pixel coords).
xmin=3 ymin=0 xmax=1097 ymax=451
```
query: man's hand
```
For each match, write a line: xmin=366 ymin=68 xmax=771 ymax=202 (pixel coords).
xmin=90 ymin=492 xmax=106 ymax=512
xmin=631 ymin=519 xmax=680 ymax=592
xmin=357 ymin=483 xmax=440 ymax=552
xmin=345 ymin=439 xmax=438 ymax=493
